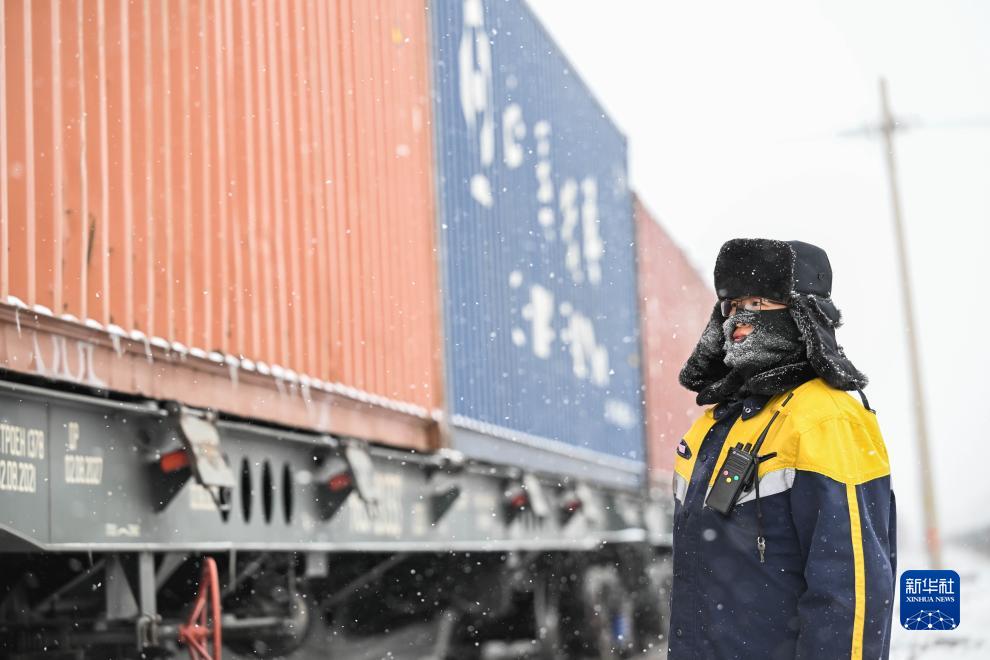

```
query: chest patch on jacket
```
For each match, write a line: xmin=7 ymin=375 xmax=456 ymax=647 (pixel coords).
xmin=676 ymin=438 xmax=692 ymax=459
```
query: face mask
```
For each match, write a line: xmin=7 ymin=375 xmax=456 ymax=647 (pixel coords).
xmin=722 ymin=308 xmax=805 ymax=375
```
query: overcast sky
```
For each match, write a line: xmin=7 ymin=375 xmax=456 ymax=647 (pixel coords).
xmin=527 ymin=0 xmax=990 ymax=546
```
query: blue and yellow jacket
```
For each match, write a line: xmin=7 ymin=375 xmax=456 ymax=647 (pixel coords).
xmin=667 ymin=377 xmax=897 ymax=659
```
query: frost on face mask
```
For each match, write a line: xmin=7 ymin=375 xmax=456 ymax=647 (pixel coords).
xmin=721 ymin=309 xmax=805 ymax=376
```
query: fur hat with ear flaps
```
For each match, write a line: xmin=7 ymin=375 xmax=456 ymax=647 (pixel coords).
xmin=678 ymin=238 xmax=868 ymax=404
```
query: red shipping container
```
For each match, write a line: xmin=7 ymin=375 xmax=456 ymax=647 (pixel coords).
xmin=634 ymin=195 xmax=714 ymax=488
xmin=0 ymin=0 xmax=442 ymax=450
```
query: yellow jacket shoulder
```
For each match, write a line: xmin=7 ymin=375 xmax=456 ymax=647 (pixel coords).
xmin=777 ymin=378 xmax=889 ymax=485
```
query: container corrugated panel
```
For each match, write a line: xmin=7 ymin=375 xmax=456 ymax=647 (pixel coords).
xmin=0 ymin=0 xmax=442 ymax=449
xmin=430 ymin=0 xmax=645 ymax=486
xmin=633 ymin=195 xmax=714 ymax=489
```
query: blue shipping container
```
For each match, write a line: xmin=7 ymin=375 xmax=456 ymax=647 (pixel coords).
xmin=430 ymin=0 xmax=645 ymax=487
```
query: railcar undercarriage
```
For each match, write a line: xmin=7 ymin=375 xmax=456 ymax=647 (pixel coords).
xmin=0 ymin=379 xmax=671 ymax=658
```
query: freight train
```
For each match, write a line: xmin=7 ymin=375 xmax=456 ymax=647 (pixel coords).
xmin=0 ymin=1 xmax=711 ymax=657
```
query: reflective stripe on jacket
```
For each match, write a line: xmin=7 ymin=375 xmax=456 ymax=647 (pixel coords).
xmin=667 ymin=377 xmax=897 ymax=660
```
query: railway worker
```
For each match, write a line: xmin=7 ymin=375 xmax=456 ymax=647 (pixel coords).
xmin=669 ymin=238 xmax=896 ymax=659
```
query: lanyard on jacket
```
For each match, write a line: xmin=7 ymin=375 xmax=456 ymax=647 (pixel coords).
xmin=751 ymin=392 xmax=793 ymax=562
xmin=705 ymin=389 xmax=796 ymax=563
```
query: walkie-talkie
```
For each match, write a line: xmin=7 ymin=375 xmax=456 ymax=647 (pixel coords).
xmin=705 ymin=409 xmax=781 ymax=516
xmin=705 ymin=442 xmax=757 ymax=515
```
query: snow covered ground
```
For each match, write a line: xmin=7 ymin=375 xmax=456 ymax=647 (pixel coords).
xmin=890 ymin=543 xmax=990 ymax=660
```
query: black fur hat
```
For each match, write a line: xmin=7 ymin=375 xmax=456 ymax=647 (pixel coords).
xmin=679 ymin=238 xmax=868 ymax=398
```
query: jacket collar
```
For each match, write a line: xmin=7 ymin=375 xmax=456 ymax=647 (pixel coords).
xmin=697 ymin=360 xmax=819 ymax=407
xmin=713 ymin=392 xmax=773 ymax=422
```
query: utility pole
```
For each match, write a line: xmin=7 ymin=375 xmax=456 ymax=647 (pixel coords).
xmin=877 ymin=77 xmax=941 ymax=569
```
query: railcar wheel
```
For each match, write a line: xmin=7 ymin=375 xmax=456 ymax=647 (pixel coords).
xmin=533 ymin=572 xmax=565 ymax=660
xmin=560 ymin=565 xmax=634 ymax=660
xmin=634 ymin=552 xmax=672 ymax=653
xmin=224 ymin=590 xmax=312 ymax=659
xmin=178 ymin=557 xmax=222 ymax=660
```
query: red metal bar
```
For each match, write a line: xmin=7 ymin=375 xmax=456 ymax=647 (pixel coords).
xmin=178 ymin=556 xmax=222 ymax=660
